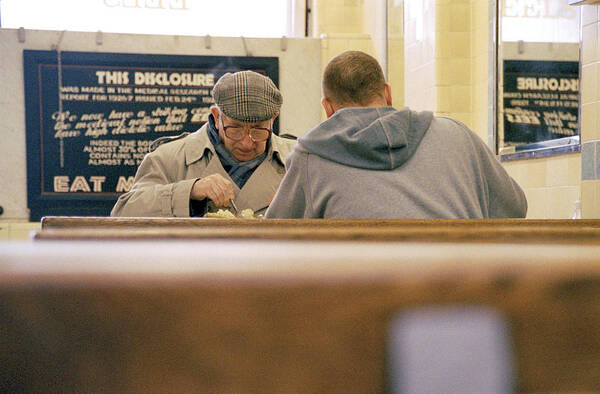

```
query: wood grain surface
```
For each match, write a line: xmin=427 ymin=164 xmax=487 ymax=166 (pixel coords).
xmin=41 ymin=216 xmax=600 ymax=229
xmin=33 ymin=224 xmax=600 ymax=244
xmin=1 ymin=240 xmax=599 ymax=393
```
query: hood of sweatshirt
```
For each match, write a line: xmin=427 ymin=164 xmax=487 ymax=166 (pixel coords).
xmin=297 ymin=107 xmax=433 ymax=170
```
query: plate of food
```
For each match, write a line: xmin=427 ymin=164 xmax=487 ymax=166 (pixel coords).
xmin=203 ymin=208 xmax=260 ymax=219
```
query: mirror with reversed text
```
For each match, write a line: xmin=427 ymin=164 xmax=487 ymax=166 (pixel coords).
xmin=497 ymin=0 xmax=580 ymax=160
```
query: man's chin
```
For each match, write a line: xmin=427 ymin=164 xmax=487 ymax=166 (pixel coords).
xmin=234 ymin=152 xmax=257 ymax=162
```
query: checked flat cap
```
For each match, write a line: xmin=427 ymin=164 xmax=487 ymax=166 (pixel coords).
xmin=212 ymin=70 xmax=282 ymax=123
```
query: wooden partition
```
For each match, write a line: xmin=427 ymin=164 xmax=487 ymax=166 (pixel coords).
xmin=41 ymin=216 xmax=600 ymax=229
xmin=1 ymin=240 xmax=599 ymax=392
xmin=36 ymin=216 xmax=600 ymax=244
xmin=35 ymin=222 xmax=600 ymax=244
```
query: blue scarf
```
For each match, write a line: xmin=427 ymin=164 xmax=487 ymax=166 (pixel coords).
xmin=207 ymin=115 xmax=268 ymax=189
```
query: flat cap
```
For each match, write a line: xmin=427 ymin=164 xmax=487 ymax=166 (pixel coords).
xmin=212 ymin=70 xmax=282 ymax=123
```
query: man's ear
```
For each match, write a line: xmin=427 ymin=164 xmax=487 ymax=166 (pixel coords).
xmin=384 ymin=84 xmax=392 ymax=106
xmin=321 ymin=97 xmax=336 ymax=118
xmin=210 ymin=106 xmax=220 ymax=123
xmin=266 ymin=113 xmax=279 ymax=130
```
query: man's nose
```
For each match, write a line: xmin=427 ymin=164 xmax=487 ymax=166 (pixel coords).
xmin=238 ymin=132 xmax=254 ymax=147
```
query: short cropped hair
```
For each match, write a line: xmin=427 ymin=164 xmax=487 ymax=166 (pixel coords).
xmin=322 ymin=51 xmax=386 ymax=106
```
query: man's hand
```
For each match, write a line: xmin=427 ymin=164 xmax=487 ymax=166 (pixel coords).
xmin=191 ymin=174 xmax=234 ymax=207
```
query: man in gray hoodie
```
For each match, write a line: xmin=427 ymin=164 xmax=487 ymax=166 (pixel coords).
xmin=266 ymin=51 xmax=527 ymax=219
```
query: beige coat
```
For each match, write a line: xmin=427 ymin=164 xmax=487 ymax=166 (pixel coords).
xmin=111 ymin=123 xmax=296 ymax=217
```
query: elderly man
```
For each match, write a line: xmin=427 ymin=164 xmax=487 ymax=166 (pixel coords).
xmin=266 ymin=51 xmax=527 ymax=219
xmin=111 ymin=70 xmax=296 ymax=217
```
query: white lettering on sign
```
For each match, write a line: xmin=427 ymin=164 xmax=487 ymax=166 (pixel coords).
xmin=70 ymin=176 xmax=91 ymax=192
xmin=95 ymin=71 xmax=213 ymax=87
xmin=90 ymin=176 xmax=107 ymax=191
xmin=516 ymin=77 xmax=579 ymax=92
xmin=134 ymin=72 xmax=214 ymax=87
xmin=54 ymin=176 xmax=70 ymax=192
xmin=96 ymin=71 xmax=130 ymax=85
xmin=53 ymin=176 xmax=107 ymax=192
xmin=116 ymin=176 xmax=135 ymax=192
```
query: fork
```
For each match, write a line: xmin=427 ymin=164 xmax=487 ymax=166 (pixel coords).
xmin=229 ymin=199 xmax=239 ymax=216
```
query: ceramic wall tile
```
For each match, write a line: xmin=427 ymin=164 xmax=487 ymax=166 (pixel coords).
xmin=545 ymin=156 xmax=570 ymax=187
xmin=581 ymin=5 xmax=599 ymax=27
xmin=449 ymin=4 xmax=471 ymax=32
xmin=581 ymin=64 xmax=598 ymax=105
xmin=447 ymin=58 xmax=471 ymax=85
xmin=472 ymin=55 xmax=488 ymax=85
xmin=472 ymin=0 xmax=488 ymax=29
xmin=567 ymin=154 xmax=583 ymax=186
xmin=524 ymin=158 xmax=549 ymax=188
xmin=449 ymin=32 xmax=471 ymax=58
xmin=581 ymin=103 xmax=599 ymax=142
xmin=436 ymin=4 xmax=451 ymax=32
xmin=523 ymin=187 xmax=549 ymax=218
xmin=546 ymin=186 xmax=580 ymax=218
xmin=450 ymin=85 xmax=472 ymax=113
xmin=581 ymin=180 xmax=600 ymax=217
xmin=435 ymin=31 xmax=451 ymax=58
xmin=581 ymin=141 xmax=597 ymax=180
xmin=582 ymin=23 xmax=598 ymax=65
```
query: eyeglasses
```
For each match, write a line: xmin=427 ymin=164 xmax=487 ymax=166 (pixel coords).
xmin=220 ymin=119 xmax=271 ymax=142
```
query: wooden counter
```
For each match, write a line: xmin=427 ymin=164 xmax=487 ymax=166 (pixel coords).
xmin=35 ymin=216 xmax=600 ymax=244
xmin=33 ymin=224 xmax=600 ymax=244
xmin=41 ymin=216 xmax=600 ymax=229
xmin=1 ymin=240 xmax=599 ymax=392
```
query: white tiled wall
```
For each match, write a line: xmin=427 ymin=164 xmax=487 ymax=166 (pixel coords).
xmin=579 ymin=4 xmax=600 ymax=218
xmin=403 ymin=0 xmax=492 ymax=138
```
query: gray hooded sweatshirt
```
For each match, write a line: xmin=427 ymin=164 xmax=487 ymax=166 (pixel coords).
xmin=266 ymin=107 xmax=527 ymax=219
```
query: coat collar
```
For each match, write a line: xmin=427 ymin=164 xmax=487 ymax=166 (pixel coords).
xmin=184 ymin=123 xmax=214 ymax=166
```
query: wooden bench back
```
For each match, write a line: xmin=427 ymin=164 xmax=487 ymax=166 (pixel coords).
xmin=33 ymin=223 xmax=600 ymax=244
xmin=1 ymin=240 xmax=599 ymax=392
xmin=40 ymin=216 xmax=600 ymax=229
